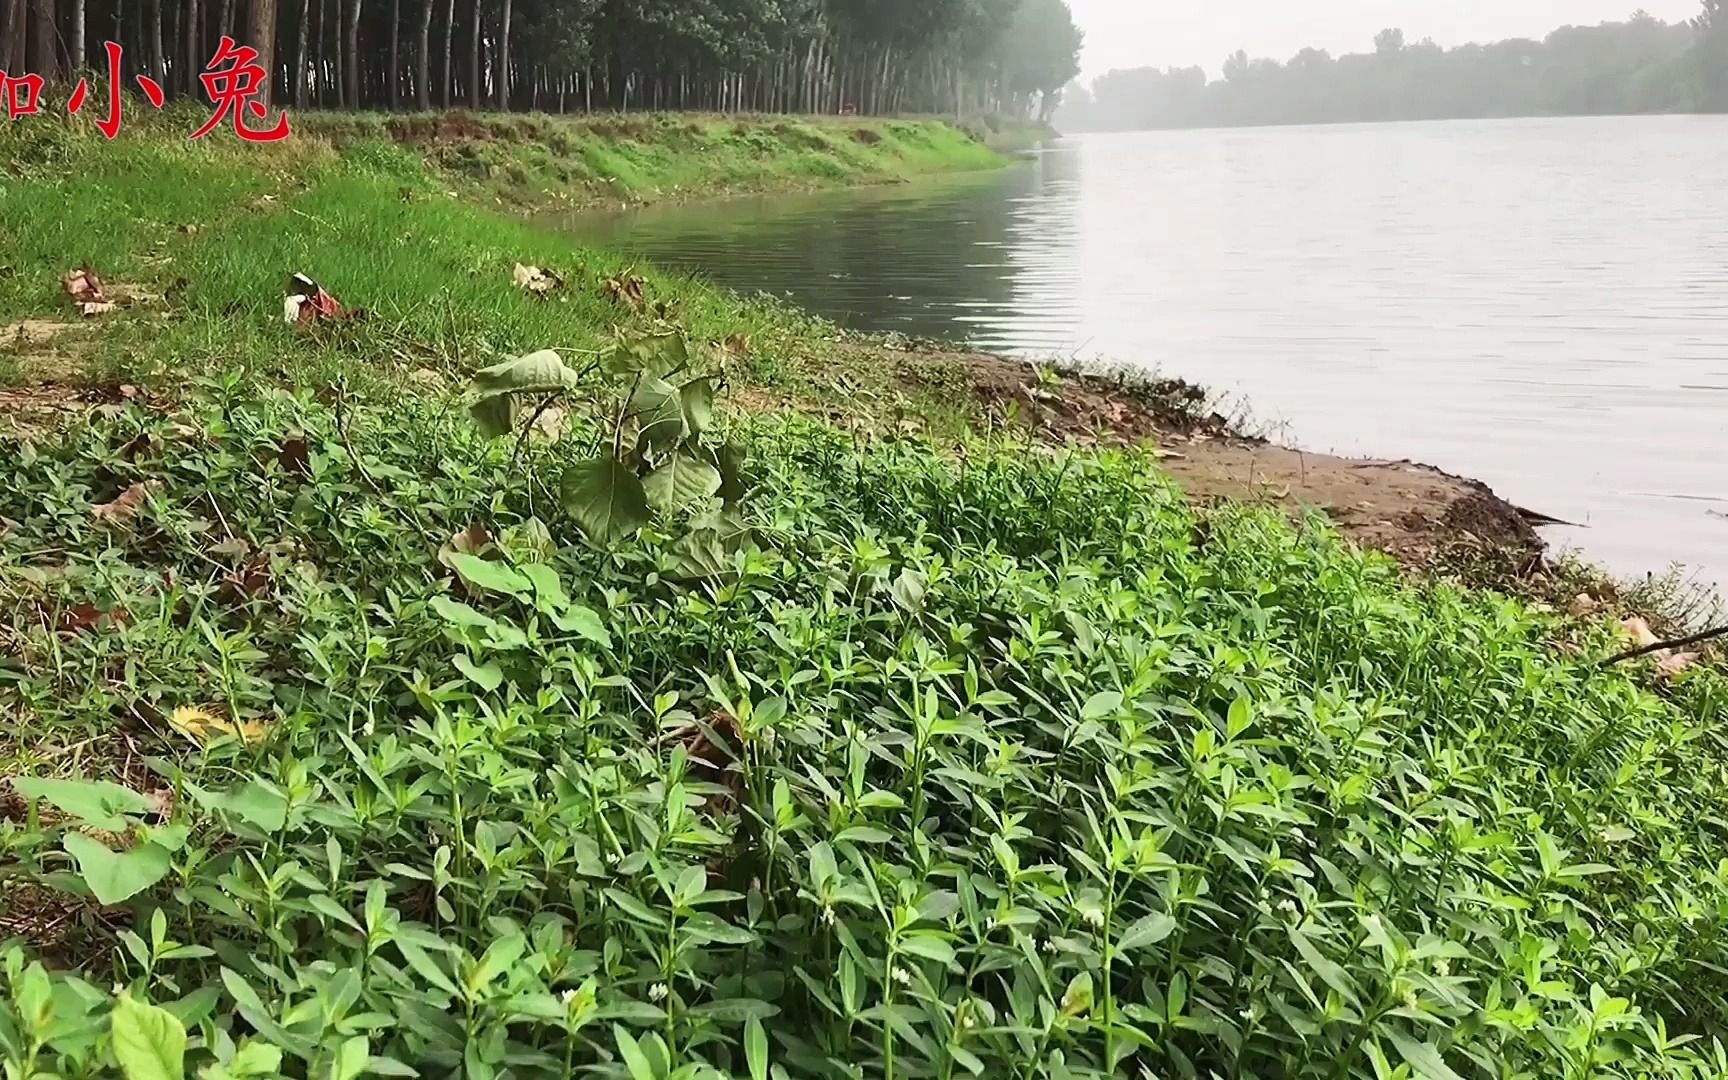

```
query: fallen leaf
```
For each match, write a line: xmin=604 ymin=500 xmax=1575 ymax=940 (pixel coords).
xmin=532 ymin=406 xmax=567 ymax=441
xmin=168 ymin=705 xmax=270 ymax=745
xmin=58 ymin=601 xmax=128 ymax=634
xmin=722 ymin=332 xmax=751 ymax=357
xmin=116 ymin=431 xmax=161 ymax=462
xmin=1619 ymin=616 xmax=1660 ymax=649
xmin=279 ymin=430 xmax=312 ymax=477
xmin=1656 ymin=652 xmax=1699 ymax=678
xmin=437 ymin=522 xmax=493 ymax=572
xmin=603 ymin=271 xmax=649 ymax=312
xmin=78 ymin=301 xmax=116 ymax=318
xmin=91 ymin=483 xmax=153 ymax=524
xmin=61 ymin=266 xmax=107 ymax=306
xmin=1567 ymin=593 xmax=1599 ymax=618
xmin=222 ymin=557 xmax=272 ymax=600
xmin=512 ymin=263 xmax=563 ymax=296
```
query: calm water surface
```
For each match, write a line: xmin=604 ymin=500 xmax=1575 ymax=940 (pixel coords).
xmin=575 ymin=116 xmax=1728 ymax=584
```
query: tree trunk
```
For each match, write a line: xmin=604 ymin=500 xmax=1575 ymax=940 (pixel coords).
xmin=293 ymin=0 xmax=309 ymax=105
xmin=467 ymin=0 xmax=479 ymax=108
xmin=413 ymin=0 xmax=429 ymax=108
xmin=492 ymin=0 xmax=508 ymax=109
xmin=5 ymin=0 xmax=24 ymax=74
xmin=147 ymin=0 xmax=163 ymax=86
xmin=387 ymin=0 xmax=398 ymax=108
xmin=439 ymin=0 xmax=451 ymax=107
xmin=343 ymin=0 xmax=359 ymax=108
xmin=219 ymin=0 xmax=232 ymax=43
xmin=184 ymin=0 xmax=201 ymax=95
xmin=243 ymin=0 xmax=272 ymax=107
xmin=66 ymin=0 xmax=84 ymax=72
xmin=28 ymin=0 xmax=55 ymax=82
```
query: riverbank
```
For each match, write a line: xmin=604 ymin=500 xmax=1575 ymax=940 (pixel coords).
xmin=4 ymin=113 xmax=1727 ymax=1079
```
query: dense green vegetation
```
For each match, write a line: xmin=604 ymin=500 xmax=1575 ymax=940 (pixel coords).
xmin=1061 ymin=5 xmax=1728 ymax=132
xmin=4 ymin=0 xmax=1083 ymax=121
xmin=4 ymin=116 xmax=1728 ymax=1080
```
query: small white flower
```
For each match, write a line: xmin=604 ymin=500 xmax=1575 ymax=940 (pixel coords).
xmin=1239 ymin=1008 xmax=1254 ymax=1022
xmin=958 ymin=1010 xmax=977 ymax=1031
xmin=649 ymin=983 xmax=669 ymax=1002
xmin=607 ymin=852 xmax=621 ymax=865
xmin=1041 ymin=939 xmax=1058 ymax=954
xmin=892 ymin=967 xmax=912 ymax=986
xmin=560 ymin=989 xmax=578 ymax=1005
xmin=1082 ymin=907 xmax=1104 ymax=928
xmin=821 ymin=906 xmax=837 ymax=926
xmin=1277 ymin=898 xmax=1298 ymax=916
xmin=1434 ymin=959 xmax=1451 ymax=977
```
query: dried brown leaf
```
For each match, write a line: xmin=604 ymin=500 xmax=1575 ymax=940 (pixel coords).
xmin=91 ymin=483 xmax=153 ymax=524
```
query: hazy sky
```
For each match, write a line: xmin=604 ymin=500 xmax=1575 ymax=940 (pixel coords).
xmin=1069 ymin=0 xmax=1705 ymax=79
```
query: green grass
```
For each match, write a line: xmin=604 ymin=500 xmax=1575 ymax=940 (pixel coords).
xmin=2 ymin=114 xmax=1727 ymax=1080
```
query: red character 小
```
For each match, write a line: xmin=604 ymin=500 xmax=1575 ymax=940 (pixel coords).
xmin=68 ymin=42 xmax=165 ymax=138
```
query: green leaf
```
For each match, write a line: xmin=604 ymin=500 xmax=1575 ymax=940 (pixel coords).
xmin=890 ymin=569 xmax=927 ymax=615
xmin=305 ymin=893 xmax=362 ymax=930
xmin=63 ymin=835 xmax=171 ymax=905
xmin=13 ymin=777 xmax=155 ymax=831
xmin=897 ymin=935 xmax=956 ymax=965
xmin=474 ymin=350 xmax=583 ymax=397
xmin=561 ymin=458 xmax=651 ymax=544
xmin=679 ymin=377 xmax=716 ymax=437
xmin=1386 ymin=1031 xmax=1467 ymax=1080
xmin=689 ymin=998 xmax=780 ymax=1022
xmin=518 ymin=562 xmax=571 ymax=612
xmin=745 ymin=1016 xmax=769 ymax=1080
xmin=110 ymin=994 xmax=186 ymax=1080
xmin=613 ymin=1024 xmax=656 ymax=1080
xmin=331 ymin=1036 xmax=370 ymax=1080
xmin=429 ymin=595 xmax=497 ymax=630
xmin=187 ymin=782 xmax=288 ymax=833
xmin=1288 ymin=928 xmax=1362 ymax=1008
xmin=715 ymin=442 xmax=748 ymax=505
xmin=642 ymin=451 xmax=722 ymax=513
xmin=606 ymin=331 xmax=689 ymax=380
xmin=630 ymin=377 xmax=687 ymax=452
xmin=1080 ymin=690 xmax=1123 ymax=721
xmin=1117 ymin=912 xmax=1177 ymax=952
xmin=467 ymin=934 xmax=528 ymax=996
xmin=469 ymin=394 xmax=519 ymax=439
xmin=454 ymin=655 xmax=504 ymax=692
xmin=447 ymin=553 xmax=532 ymax=598
xmin=551 ymin=603 xmax=612 ymax=648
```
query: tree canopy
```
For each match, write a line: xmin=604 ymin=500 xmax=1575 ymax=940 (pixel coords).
xmin=1060 ymin=6 xmax=1728 ymax=133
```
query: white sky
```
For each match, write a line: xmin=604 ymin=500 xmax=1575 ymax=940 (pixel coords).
xmin=1069 ymin=0 xmax=1706 ymax=79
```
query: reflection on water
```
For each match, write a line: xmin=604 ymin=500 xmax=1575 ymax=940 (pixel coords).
xmin=571 ymin=116 xmax=1728 ymax=584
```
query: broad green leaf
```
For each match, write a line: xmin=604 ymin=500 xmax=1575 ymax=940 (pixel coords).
xmin=606 ymin=331 xmax=689 ymax=379
xmin=1117 ymin=912 xmax=1177 ymax=952
xmin=110 ymin=994 xmax=186 ymax=1080
xmin=453 ymin=655 xmax=504 ymax=692
xmin=13 ymin=777 xmax=155 ymax=831
xmin=1080 ymin=691 xmax=1123 ymax=721
xmin=745 ymin=1016 xmax=769 ymax=1080
xmin=63 ymin=835 xmax=171 ymax=905
xmin=715 ymin=442 xmax=748 ymax=505
xmin=630 ymin=377 xmax=687 ymax=452
xmin=331 ymin=1036 xmax=369 ymax=1080
xmin=1386 ymin=1032 xmax=1467 ymax=1080
xmin=187 ymin=782 xmax=288 ymax=833
xmin=689 ymin=999 xmax=780 ymax=1022
xmin=561 ymin=458 xmax=651 ymax=544
xmin=469 ymin=394 xmax=518 ymax=439
xmin=429 ymin=595 xmax=497 ymax=630
xmin=473 ymin=350 xmax=583 ymax=396
xmin=226 ymin=1042 xmax=282 ymax=1077
xmin=467 ymin=934 xmax=528 ymax=996
xmin=447 ymin=553 xmax=532 ymax=598
xmin=890 ymin=569 xmax=927 ymax=615
xmin=642 ymin=452 xmax=722 ymax=513
xmin=519 ymin=562 xmax=571 ymax=612
xmin=679 ymin=377 xmax=716 ymax=437
xmin=897 ymin=935 xmax=956 ymax=965
xmin=613 ymin=1025 xmax=656 ymax=1080
xmin=551 ymin=603 xmax=612 ymax=648
xmin=1288 ymin=928 xmax=1362 ymax=1007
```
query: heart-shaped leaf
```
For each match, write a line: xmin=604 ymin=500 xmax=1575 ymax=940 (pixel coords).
xmin=472 ymin=350 xmax=582 ymax=397
xmin=454 ymin=655 xmax=504 ymax=691
xmin=447 ymin=553 xmax=532 ymax=598
xmin=110 ymin=993 xmax=187 ymax=1080
xmin=643 ymin=451 xmax=722 ymax=513
xmin=187 ymin=781 xmax=289 ymax=833
xmin=630 ymin=378 xmax=687 ymax=453
xmin=561 ymin=458 xmax=651 ymax=544
xmin=63 ymin=834 xmax=172 ymax=905
xmin=13 ymin=777 xmax=156 ymax=831
xmin=679 ymin=377 xmax=716 ymax=438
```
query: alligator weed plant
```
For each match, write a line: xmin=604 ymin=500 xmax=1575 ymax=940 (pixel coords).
xmin=2 ymin=341 xmax=1728 ymax=1079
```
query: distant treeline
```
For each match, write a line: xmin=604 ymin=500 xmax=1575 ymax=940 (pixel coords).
xmin=1060 ymin=5 xmax=1728 ymax=132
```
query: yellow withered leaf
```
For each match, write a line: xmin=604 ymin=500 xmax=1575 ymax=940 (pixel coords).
xmin=168 ymin=706 xmax=270 ymax=745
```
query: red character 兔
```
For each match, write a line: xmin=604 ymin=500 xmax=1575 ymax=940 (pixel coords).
xmin=0 ymin=70 xmax=45 ymax=120
xmin=67 ymin=42 xmax=165 ymax=139
xmin=190 ymin=37 xmax=289 ymax=142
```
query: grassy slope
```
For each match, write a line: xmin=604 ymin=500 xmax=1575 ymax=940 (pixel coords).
xmin=2 ymin=115 xmax=1727 ymax=1079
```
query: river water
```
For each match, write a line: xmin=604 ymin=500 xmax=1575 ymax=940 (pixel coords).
xmin=574 ymin=115 xmax=1728 ymax=585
